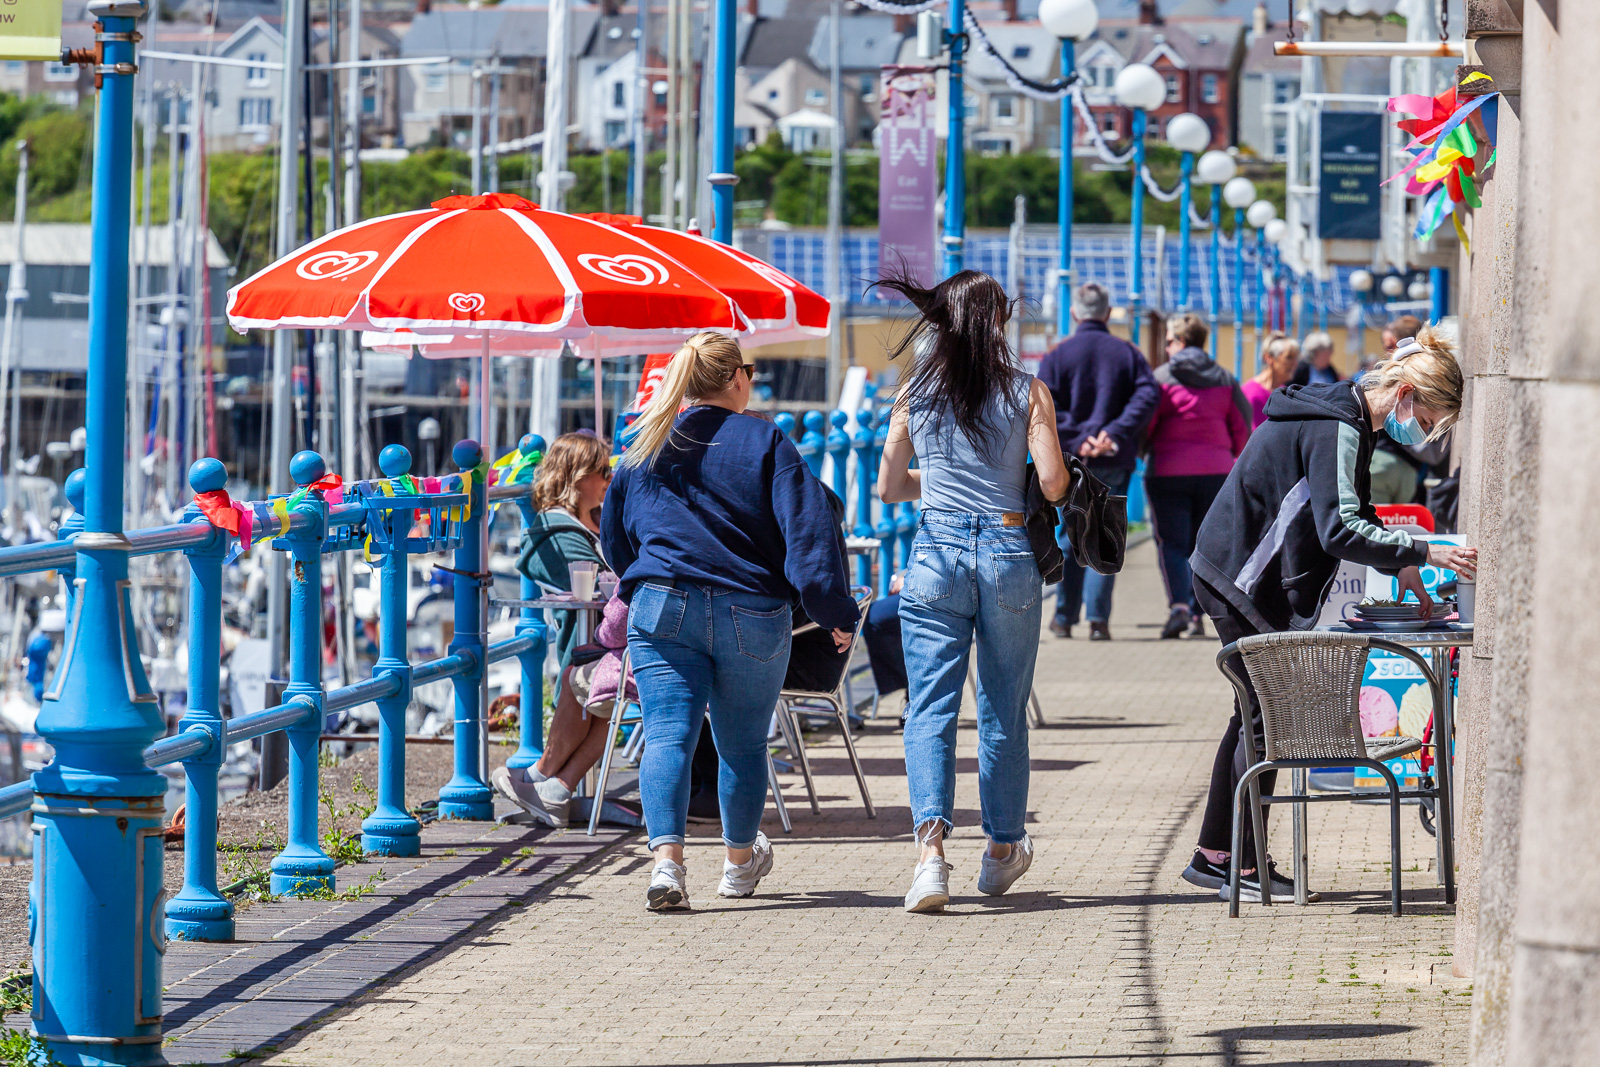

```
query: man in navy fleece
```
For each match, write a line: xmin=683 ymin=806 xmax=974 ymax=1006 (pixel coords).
xmin=1036 ymin=282 xmax=1158 ymax=640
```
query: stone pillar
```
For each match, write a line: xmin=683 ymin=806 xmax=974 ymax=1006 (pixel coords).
xmin=1492 ymin=4 xmax=1600 ymax=1062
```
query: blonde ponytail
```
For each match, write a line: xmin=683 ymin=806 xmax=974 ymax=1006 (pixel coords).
xmin=1363 ymin=324 xmax=1464 ymax=439
xmin=621 ymin=331 xmax=746 ymax=468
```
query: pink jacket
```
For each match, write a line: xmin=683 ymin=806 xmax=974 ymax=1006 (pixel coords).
xmin=1146 ymin=347 xmax=1252 ymax=478
xmin=569 ymin=596 xmax=636 ymax=710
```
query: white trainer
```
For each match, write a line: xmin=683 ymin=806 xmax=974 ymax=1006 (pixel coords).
xmin=646 ymin=860 xmax=691 ymax=911
xmin=491 ymin=766 xmax=566 ymax=829
xmin=904 ymin=857 xmax=953 ymax=913
xmin=977 ymin=834 xmax=1034 ymax=896
xmin=717 ymin=832 xmax=775 ymax=898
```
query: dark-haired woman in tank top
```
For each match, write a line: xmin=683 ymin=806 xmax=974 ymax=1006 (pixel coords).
xmin=875 ymin=269 xmax=1070 ymax=914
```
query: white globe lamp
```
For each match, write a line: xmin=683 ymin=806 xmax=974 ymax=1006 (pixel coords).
xmin=1263 ymin=218 xmax=1288 ymax=244
xmin=1222 ymin=176 xmax=1256 ymax=209
xmin=1165 ymin=113 xmax=1211 ymax=154
xmin=1380 ymin=274 xmax=1406 ymax=298
xmin=1246 ymin=199 xmax=1277 ymax=229
xmin=1113 ymin=64 xmax=1167 ymax=112
xmin=1195 ymin=149 xmax=1236 ymax=186
xmin=1038 ymin=0 xmax=1099 ymax=40
xmin=1408 ymin=279 xmax=1431 ymax=301
xmin=1349 ymin=269 xmax=1374 ymax=293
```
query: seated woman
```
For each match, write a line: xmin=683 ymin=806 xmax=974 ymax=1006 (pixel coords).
xmin=516 ymin=431 xmax=611 ymax=670
xmin=493 ymin=595 xmax=636 ymax=828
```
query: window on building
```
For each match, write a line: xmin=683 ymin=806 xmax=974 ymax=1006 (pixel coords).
xmin=1100 ymin=112 xmax=1117 ymax=135
xmin=1091 ymin=64 xmax=1115 ymax=88
xmin=964 ymin=92 xmax=977 ymax=119
xmin=425 ymin=69 xmax=446 ymax=93
xmin=1011 ymin=45 xmax=1031 ymax=60
xmin=767 ymin=88 xmax=779 ymax=101
xmin=246 ymin=52 xmax=269 ymax=86
xmin=1201 ymin=73 xmax=1219 ymax=104
xmin=974 ymin=136 xmax=1012 ymax=156
xmin=44 ymin=61 xmax=76 ymax=83
xmin=363 ymin=92 xmax=376 ymax=115
xmin=1273 ymin=78 xmax=1297 ymax=105
xmin=612 ymin=81 xmax=625 ymax=108
xmin=604 ymin=119 xmax=626 ymax=144
xmin=992 ymin=93 xmax=1016 ymax=124
xmin=1164 ymin=74 xmax=1180 ymax=104
xmin=1197 ymin=33 xmax=1213 ymax=45
xmin=52 ymin=90 xmax=78 ymax=108
xmin=4 ymin=61 xmax=22 ymax=73
xmin=239 ymin=97 xmax=273 ymax=128
xmin=804 ymin=87 xmax=826 ymax=107
xmin=859 ymin=73 xmax=874 ymax=95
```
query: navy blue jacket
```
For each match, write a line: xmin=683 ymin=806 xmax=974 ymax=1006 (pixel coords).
xmin=600 ymin=406 xmax=859 ymax=632
xmin=1036 ymin=319 xmax=1159 ymax=471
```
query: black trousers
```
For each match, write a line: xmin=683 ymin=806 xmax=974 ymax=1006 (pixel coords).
xmin=1194 ymin=582 xmax=1276 ymax=868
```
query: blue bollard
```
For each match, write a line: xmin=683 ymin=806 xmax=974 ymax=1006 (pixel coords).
xmin=361 ymin=445 xmax=423 ymax=857
xmin=438 ymin=439 xmax=494 ymax=820
xmin=826 ymin=410 xmax=849 ymax=503
xmin=872 ymin=411 xmax=895 ymax=597
xmin=29 ymin=6 xmax=167 ymax=1057
xmin=851 ymin=410 xmax=875 ymax=587
xmin=773 ymin=411 xmax=796 ymax=440
xmin=270 ymin=450 xmax=336 ymax=897
xmin=166 ymin=459 xmax=235 ymax=940
xmin=507 ymin=434 xmax=549 ymax=771
xmin=798 ymin=410 xmax=825 ymax=479
xmin=896 ymin=500 xmax=917 ymax=572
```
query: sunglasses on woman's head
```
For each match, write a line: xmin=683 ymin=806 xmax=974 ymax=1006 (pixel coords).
xmin=737 ymin=364 xmax=755 ymax=380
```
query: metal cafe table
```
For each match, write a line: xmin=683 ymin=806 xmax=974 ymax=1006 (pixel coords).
xmin=1312 ymin=621 xmax=1473 ymax=906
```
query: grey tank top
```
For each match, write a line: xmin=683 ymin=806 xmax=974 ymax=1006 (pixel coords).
xmin=906 ymin=373 xmax=1033 ymax=514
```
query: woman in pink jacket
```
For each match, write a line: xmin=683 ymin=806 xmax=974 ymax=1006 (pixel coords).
xmin=1146 ymin=313 xmax=1252 ymax=639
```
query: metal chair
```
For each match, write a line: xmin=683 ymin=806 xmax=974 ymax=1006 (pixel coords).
xmin=586 ymin=647 xmax=793 ymax=836
xmin=1219 ymin=631 xmax=1442 ymax=918
xmin=778 ymin=586 xmax=878 ymax=819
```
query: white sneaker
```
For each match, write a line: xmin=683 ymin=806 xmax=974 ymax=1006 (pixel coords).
xmin=491 ymin=766 xmax=566 ymax=829
xmin=904 ymin=857 xmax=953 ymax=913
xmin=647 ymin=860 xmax=691 ymax=911
xmin=977 ymin=834 xmax=1034 ymax=896
xmin=717 ymin=832 xmax=774 ymax=898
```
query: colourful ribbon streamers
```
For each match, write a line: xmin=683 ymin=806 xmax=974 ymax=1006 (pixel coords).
xmin=1386 ymin=85 xmax=1500 ymax=254
xmin=194 ymin=490 xmax=256 ymax=555
xmin=492 ymin=448 xmax=542 ymax=486
xmin=287 ymin=473 xmax=344 ymax=511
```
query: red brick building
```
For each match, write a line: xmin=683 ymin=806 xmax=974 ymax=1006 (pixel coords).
xmin=1072 ymin=15 xmax=1244 ymax=154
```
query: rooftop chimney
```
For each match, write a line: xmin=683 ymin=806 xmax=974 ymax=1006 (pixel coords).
xmin=1139 ymin=0 xmax=1163 ymax=25
xmin=1002 ymin=0 xmax=1018 ymax=21
xmin=1253 ymin=3 xmax=1269 ymax=37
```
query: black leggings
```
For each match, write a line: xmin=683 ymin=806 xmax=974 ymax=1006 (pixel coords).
xmin=1194 ymin=585 xmax=1276 ymax=869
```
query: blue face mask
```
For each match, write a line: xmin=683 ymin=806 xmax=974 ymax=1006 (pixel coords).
xmin=1385 ymin=395 xmax=1429 ymax=447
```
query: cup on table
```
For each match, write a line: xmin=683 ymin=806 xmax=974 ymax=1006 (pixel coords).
xmin=568 ymin=561 xmax=598 ymax=602
xmin=1457 ymin=578 xmax=1475 ymax=624
xmin=597 ymin=572 xmax=618 ymax=601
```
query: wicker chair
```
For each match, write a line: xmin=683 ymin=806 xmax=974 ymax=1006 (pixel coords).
xmin=1218 ymin=631 xmax=1442 ymax=917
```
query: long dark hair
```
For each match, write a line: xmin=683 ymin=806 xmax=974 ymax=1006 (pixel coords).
xmin=871 ymin=267 xmax=1023 ymax=458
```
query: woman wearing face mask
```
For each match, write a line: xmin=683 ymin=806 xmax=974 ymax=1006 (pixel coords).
xmin=1180 ymin=329 xmax=1477 ymax=903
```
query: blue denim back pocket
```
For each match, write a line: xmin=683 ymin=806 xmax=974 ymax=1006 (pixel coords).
xmin=991 ymin=550 xmax=1041 ymax=614
xmin=731 ymin=603 xmax=791 ymax=662
xmin=904 ymin=542 xmax=957 ymax=604
xmin=630 ymin=583 xmax=687 ymax=639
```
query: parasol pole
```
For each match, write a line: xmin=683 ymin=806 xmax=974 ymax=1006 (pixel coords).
xmin=593 ymin=337 xmax=604 ymax=437
xmin=478 ymin=333 xmax=493 ymax=784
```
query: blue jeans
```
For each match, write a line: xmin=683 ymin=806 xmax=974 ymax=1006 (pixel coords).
xmin=629 ymin=582 xmax=791 ymax=850
xmin=1055 ymin=466 xmax=1131 ymax=625
xmin=1145 ymin=473 xmax=1227 ymax=612
xmin=899 ymin=512 xmax=1041 ymax=844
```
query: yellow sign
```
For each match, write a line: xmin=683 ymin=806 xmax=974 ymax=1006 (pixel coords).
xmin=0 ymin=0 xmax=65 ymax=62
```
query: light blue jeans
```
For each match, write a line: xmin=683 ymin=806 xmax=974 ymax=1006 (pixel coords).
xmin=899 ymin=512 xmax=1042 ymax=844
xmin=628 ymin=581 xmax=791 ymax=851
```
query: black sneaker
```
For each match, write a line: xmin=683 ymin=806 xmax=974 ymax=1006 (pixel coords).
xmin=1218 ymin=861 xmax=1321 ymax=903
xmin=1088 ymin=622 xmax=1111 ymax=641
xmin=1180 ymin=850 xmax=1228 ymax=891
xmin=1048 ymin=618 xmax=1073 ymax=639
xmin=1160 ymin=606 xmax=1191 ymax=640
xmin=1188 ymin=614 xmax=1206 ymax=638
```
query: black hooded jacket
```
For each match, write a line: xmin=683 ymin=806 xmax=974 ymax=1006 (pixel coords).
xmin=1190 ymin=380 xmax=1428 ymax=632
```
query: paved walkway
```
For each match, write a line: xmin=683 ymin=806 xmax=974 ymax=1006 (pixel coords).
xmin=255 ymin=543 xmax=1469 ymax=1067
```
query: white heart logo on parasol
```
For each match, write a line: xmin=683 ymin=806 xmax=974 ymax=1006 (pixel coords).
xmin=296 ymin=250 xmax=379 ymax=281
xmin=576 ymin=253 xmax=670 ymax=286
xmin=744 ymin=259 xmax=799 ymax=291
xmin=448 ymin=292 xmax=486 ymax=314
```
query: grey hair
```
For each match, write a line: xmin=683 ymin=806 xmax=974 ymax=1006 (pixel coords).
xmin=1071 ymin=282 xmax=1110 ymax=322
xmin=1301 ymin=330 xmax=1333 ymax=354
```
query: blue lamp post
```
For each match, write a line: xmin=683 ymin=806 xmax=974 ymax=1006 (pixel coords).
xmin=708 ymin=0 xmax=736 ymax=242
xmin=1195 ymin=149 xmax=1236 ymax=361
xmin=1221 ymin=175 xmax=1255 ymax=378
xmin=1165 ymin=112 xmax=1211 ymax=311
xmin=1039 ymin=0 xmax=1098 ymax=335
xmin=28 ymin=2 xmax=170 ymax=1058
xmin=1246 ymin=198 xmax=1276 ymax=375
xmin=1113 ymin=63 xmax=1165 ymax=347
xmin=943 ymin=0 xmax=967 ymax=276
